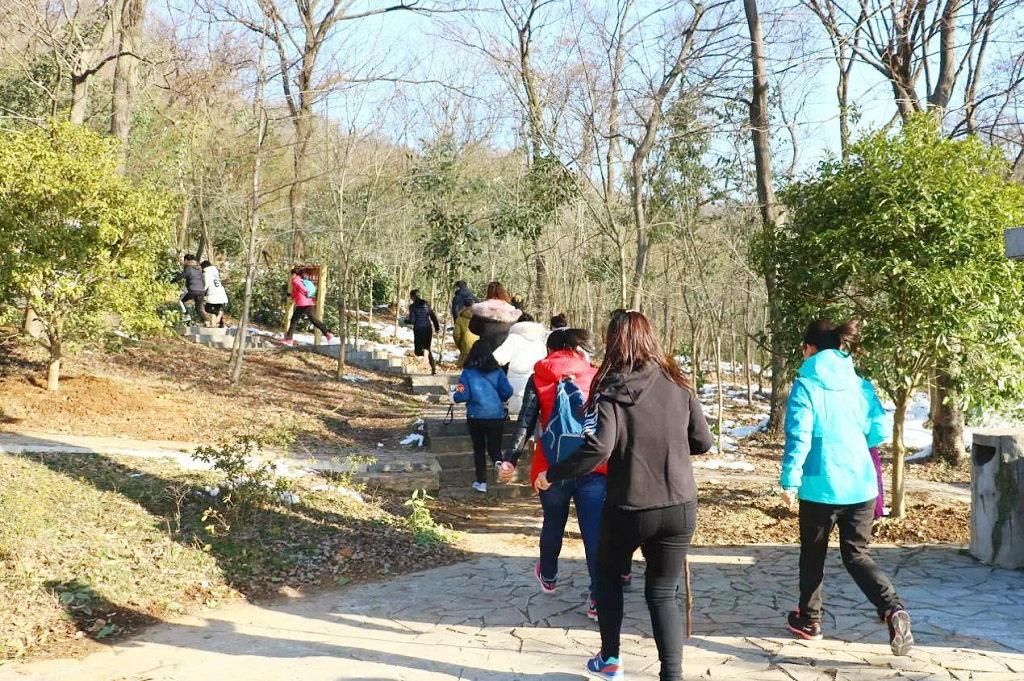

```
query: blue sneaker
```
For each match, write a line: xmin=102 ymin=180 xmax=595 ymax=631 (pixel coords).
xmin=587 ymin=653 xmax=623 ymax=680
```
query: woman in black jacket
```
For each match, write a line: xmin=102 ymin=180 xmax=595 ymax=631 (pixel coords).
xmin=468 ymin=281 xmax=522 ymax=352
xmin=537 ymin=310 xmax=713 ymax=681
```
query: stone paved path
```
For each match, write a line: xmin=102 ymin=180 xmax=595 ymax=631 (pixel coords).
xmin=2 ymin=529 xmax=1022 ymax=681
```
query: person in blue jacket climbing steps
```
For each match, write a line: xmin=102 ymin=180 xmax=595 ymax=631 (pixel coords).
xmin=781 ymin=319 xmax=913 ymax=656
xmin=453 ymin=341 xmax=514 ymax=494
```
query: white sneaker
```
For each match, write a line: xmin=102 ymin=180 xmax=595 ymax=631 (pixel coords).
xmin=472 ymin=482 xmax=487 ymax=493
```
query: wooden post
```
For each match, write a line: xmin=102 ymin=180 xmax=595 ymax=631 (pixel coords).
xmin=314 ymin=265 xmax=327 ymax=347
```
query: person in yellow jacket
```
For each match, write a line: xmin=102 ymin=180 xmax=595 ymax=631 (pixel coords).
xmin=453 ymin=301 xmax=479 ymax=367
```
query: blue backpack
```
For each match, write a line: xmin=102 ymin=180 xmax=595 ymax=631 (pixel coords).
xmin=302 ymin=278 xmax=317 ymax=298
xmin=540 ymin=380 xmax=588 ymax=466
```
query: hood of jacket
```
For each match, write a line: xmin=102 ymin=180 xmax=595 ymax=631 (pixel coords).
xmin=508 ymin=321 xmax=547 ymax=343
xmin=596 ymin=362 xmax=666 ymax=407
xmin=797 ymin=349 xmax=861 ymax=392
xmin=458 ymin=306 xmax=474 ymax=320
xmin=533 ymin=350 xmax=596 ymax=393
xmin=471 ymin=298 xmax=522 ymax=324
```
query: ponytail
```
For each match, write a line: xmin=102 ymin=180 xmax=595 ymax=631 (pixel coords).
xmin=803 ymin=318 xmax=861 ymax=354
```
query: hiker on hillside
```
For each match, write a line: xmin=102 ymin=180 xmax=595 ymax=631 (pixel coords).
xmin=469 ymin=282 xmax=521 ymax=353
xmin=408 ymin=289 xmax=441 ymax=375
xmin=500 ymin=327 xmax=602 ymax=621
xmin=450 ymin=280 xmax=477 ymax=322
xmin=492 ymin=314 xmax=548 ymax=414
xmin=535 ymin=310 xmax=713 ymax=681
xmin=780 ymin=319 xmax=913 ymax=655
xmin=453 ymin=341 xmax=513 ymax=494
xmin=178 ymin=254 xmax=207 ymax=324
xmin=201 ymin=260 xmax=228 ymax=328
xmin=283 ymin=267 xmax=332 ymax=346
xmin=453 ymin=299 xmax=479 ymax=367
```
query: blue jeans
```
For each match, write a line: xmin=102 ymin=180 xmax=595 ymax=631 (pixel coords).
xmin=538 ymin=473 xmax=606 ymax=596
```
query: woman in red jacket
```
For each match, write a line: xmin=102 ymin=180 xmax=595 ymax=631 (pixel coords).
xmin=500 ymin=327 xmax=604 ymax=621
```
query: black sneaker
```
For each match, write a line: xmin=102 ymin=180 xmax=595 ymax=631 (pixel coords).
xmin=886 ymin=607 xmax=914 ymax=656
xmin=787 ymin=610 xmax=823 ymax=641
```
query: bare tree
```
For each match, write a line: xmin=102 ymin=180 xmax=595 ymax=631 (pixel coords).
xmin=743 ymin=0 xmax=787 ymax=433
xmin=110 ymin=0 xmax=147 ymax=163
xmin=801 ymin=0 xmax=866 ymax=157
xmin=226 ymin=0 xmax=454 ymax=261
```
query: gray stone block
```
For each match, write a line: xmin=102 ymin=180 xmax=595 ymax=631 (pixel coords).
xmin=970 ymin=430 xmax=1024 ymax=568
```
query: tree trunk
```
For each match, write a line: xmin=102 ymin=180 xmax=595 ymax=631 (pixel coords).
xmin=230 ymin=26 xmax=268 ymax=386
xmin=715 ymin=332 xmax=724 ymax=455
xmin=892 ymin=390 xmax=909 ymax=518
xmin=69 ymin=73 xmax=89 ymax=125
xmin=46 ymin=333 xmax=62 ymax=392
xmin=289 ymin=114 xmax=312 ymax=260
xmin=535 ymin=248 xmax=548 ymax=318
xmin=933 ymin=365 xmax=966 ymax=465
xmin=110 ymin=0 xmax=147 ymax=168
xmin=743 ymin=0 xmax=787 ymax=434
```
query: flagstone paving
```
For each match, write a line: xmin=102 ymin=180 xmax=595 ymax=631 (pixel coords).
xmin=2 ymin=539 xmax=1021 ymax=681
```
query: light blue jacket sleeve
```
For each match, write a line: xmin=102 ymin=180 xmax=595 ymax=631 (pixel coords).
xmin=453 ymin=371 xmax=470 ymax=404
xmin=496 ymin=371 xmax=514 ymax=402
xmin=781 ymin=379 xmax=814 ymax=491
xmin=862 ymin=379 xmax=890 ymax=448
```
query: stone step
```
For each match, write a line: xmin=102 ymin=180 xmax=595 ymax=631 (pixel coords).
xmin=315 ymin=451 xmax=440 ymax=493
xmin=195 ymin=326 xmax=229 ymax=337
xmin=408 ymin=373 xmax=459 ymax=395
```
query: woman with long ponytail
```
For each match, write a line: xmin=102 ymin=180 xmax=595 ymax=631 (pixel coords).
xmin=536 ymin=310 xmax=713 ymax=681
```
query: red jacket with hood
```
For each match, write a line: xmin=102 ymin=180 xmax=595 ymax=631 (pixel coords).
xmin=529 ymin=349 xmax=604 ymax=484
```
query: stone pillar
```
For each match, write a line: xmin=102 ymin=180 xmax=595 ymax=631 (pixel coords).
xmin=970 ymin=430 xmax=1024 ymax=569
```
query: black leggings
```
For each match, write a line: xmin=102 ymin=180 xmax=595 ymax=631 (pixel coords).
xmin=597 ymin=501 xmax=696 ymax=681
xmin=799 ymin=498 xmax=903 ymax=621
xmin=467 ymin=418 xmax=504 ymax=484
xmin=286 ymin=306 xmax=329 ymax=339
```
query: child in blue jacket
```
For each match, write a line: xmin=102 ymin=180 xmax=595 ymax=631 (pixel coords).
xmin=454 ymin=342 xmax=514 ymax=493
xmin=781 ymin=319 xmax=913 ymax=657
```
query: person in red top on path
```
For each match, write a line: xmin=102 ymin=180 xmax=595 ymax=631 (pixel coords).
xmin=499 ymin=327 xmax=604 ymax=621
xmin=282 ymin=267 xmax=332 ymax=346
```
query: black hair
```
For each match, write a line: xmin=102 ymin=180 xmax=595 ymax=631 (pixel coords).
xmin=550 ymin=313 xmax=568 ymax=329
xmin=518 ymin=312 xmax=534 ymax=322
xmin=547 ymin=328 xmax=591 ymax=353
xmin=455 ymin=280 xmax=467 ymax=288
xmin=410 ymin=289 xmax=421 ymax=300
xmin=184 ymin=254 xmax=196 ymax=262
xmin=291 ymin=266 xmax=301 ymax=275
xmin=200 ymin=260 xmax=212 ymax=269
xmin=803 ymin=319 xmax=861 ymax=353
xmin=464 ymin=341 xmax=500 ymax=372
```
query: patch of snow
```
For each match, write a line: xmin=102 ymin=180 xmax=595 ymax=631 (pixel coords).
xmin=342 ymin=375 xmax=368 ymax=383
xmin=693 ymin=459 xmax=755 ymax=472
xmin=906 ymin=446 xmax=932 ymax=462
xmin=335 ymin=487 xmax=365 ymax=504
xmin=400 ymin=433 xmax=425 ymax=447
xmin=278 ymin=491 xmax=300 ymax=505
xmin=729 ymin=418 xmax=769 ymax=439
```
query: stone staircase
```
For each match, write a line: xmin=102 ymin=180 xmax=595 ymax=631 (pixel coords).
xmin=315 ymin=343 xmax=409 ymax=376
xmin=425 ymin=412 xmax=534 ymax=498
xmin=182 ymin=326 xmax=275 ymax=350
xmin=308 ymin=449 xmax=441 ymax=493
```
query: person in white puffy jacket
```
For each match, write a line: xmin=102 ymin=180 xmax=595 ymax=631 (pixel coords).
xmin=492 ymin=315 xmax=548 ymax=415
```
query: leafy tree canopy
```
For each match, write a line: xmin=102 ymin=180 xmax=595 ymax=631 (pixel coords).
xmin=771 ymin=115 xmax=1024 ymax=418
xmin=0 ymin=122 xmax=174 ymax=389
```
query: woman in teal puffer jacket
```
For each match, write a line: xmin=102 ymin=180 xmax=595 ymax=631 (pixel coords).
xmin=781 ymin=319 xmax=913 ymax=657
